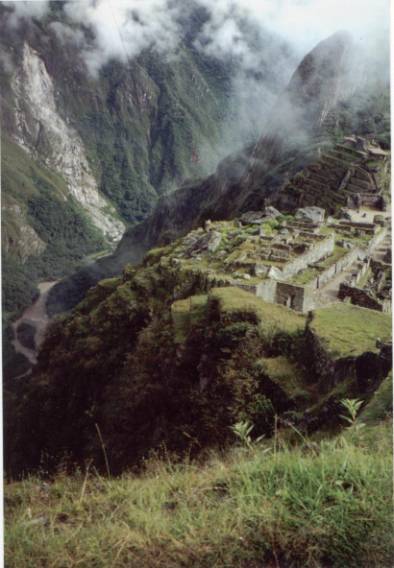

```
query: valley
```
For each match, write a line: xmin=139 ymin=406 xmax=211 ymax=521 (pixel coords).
xmin=1 ymin=2 xmax=392 ymax=567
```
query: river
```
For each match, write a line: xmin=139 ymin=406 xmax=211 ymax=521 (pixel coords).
xmin=11 ymin=281 xmax=58 ymax=367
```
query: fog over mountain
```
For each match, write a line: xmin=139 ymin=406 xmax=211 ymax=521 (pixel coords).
xmin=2 ymin=0 xmax=389 ymax=156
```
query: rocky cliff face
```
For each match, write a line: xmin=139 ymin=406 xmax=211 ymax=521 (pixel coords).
xmin=12 ymin=42 xmax=124 ymax=241
xmin=0 ymin=6 xmax=235 ymax=321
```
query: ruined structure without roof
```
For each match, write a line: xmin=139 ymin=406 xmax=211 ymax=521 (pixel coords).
xmin=160 ymin=136 xmax=391 ymax=314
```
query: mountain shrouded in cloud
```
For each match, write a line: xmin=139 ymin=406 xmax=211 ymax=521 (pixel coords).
xmin=2 ymin=0 xmax=388 ymax=154
xmin=1 ymin=0 xmax=390 ymax=379
xmin=44 ymin=25 xmax=390 ymax=318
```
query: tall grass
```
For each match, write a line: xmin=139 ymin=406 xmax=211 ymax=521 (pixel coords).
xmin=5 ymin=421 xmax=393 ymax=567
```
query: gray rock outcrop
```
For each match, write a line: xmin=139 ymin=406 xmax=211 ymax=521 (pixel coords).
xmin=296 ymin=207 xmax=325 ymax=224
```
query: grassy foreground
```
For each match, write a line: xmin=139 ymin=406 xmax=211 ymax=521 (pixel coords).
xmin=5 ymin=422 xmax=393 ymax=568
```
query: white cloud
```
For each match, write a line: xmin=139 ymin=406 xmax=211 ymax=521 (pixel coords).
xmin=2 ymin=0 xmax=50 ymax=26
xmin=2 ymin=0 xmax=389 ymax=75
xmin=63 ymin=0 xmax=182 ymax=74
xmin=197 ymin=0 xmax=389 ymax=56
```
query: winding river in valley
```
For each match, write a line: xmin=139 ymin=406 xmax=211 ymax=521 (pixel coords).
xmin=12 ymin=281 xmax=58 ymax=367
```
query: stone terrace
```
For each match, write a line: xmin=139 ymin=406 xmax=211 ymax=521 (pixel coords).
xmin=275 ymin=136 xmax=390 ymax=214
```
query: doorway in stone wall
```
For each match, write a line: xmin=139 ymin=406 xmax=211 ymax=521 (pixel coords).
xmin=286 ymin=294 xmax=296 ymax=309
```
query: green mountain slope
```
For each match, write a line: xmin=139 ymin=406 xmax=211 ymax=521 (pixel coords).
xmin=2 ymin=136 xmax=105 ymax=316
xmin=0 ymin=7 xmax=233 ymax=322
xmin=7 ymin=221 xmax=391 ymax=476
xmin=0 ymin=6 xmax=242 ymax=382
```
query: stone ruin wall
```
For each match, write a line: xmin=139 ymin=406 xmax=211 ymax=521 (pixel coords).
xmin=338 ymin=283 xmax=387 ymax=312
xmin=256 ymin=280 xmax=277 ymax=304
xmin=307 ymin=247 xmax=365 ymax=291
xmin=280 ymin=234 xmax=335 ymax=279
xmin=366 ymin=226 xmax=388 ymax=254
xmin=255 ymin=226 xmax=387 ymax=312
xmin=275 ymin=282 xmax=314 ymax=312
xmin=257 ymin=280 xmax=314 ymax=312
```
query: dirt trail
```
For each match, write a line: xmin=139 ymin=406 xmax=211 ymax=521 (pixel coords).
xmin=11 ymin=281 xmax=58 ymax=365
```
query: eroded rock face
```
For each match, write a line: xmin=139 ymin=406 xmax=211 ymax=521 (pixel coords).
xmin=11 ymin=43 xmax=124 ymax=242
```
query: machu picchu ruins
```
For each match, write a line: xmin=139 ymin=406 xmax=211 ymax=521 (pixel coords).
xmin=156 ymin=137 xmax=391 ymax=316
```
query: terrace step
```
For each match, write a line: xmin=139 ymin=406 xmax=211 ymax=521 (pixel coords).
xmin=328 ymin=150 xmax=358 ymax=164
xmin=310 ymin=168 xmax=342 ymax=181
xmin=321 ymin=155 xmax=348 ymax=176
xmin=326 ymin=192 xmax=347 ymax=205
xmin=348 ymin=177 xmax=375 ymax=191
xmin=343 ymin=185 xmax=375 ymax=195
xmin=303 ymin=178 xmax=330 ymax=191
xmin=307 ymin=171 xmax=331 ymax=183
xmin=301 ymin=186 xmax=324 ymax=199
xmin=353 ymin=167 xmax=373 ymax=182
xmin=334 ymin=144 xmax=368 ymax=160
xmin=321 ymin=153 xmax=353 ymax=170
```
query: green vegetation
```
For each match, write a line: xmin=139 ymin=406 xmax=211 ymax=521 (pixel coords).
xmin=1 ymin=135 xmax=69 ymax=204
xmin=311 ymin=303 xmax=392 ymax=358
xmin=360 ymin=372 xmax=393 ymax=424
xmin=2 ymin=136 xmax=105 ymax=322
xmin=5 ymin=421 xmax=393 ymax=568
xmin=56 ymin=48 xmax=229 ymax=225
xmin=1 ymin=255 xmax=38 ymax=315
xmin=171 ymin=295 xmax=208 ymax=343
xmin=7 ymin=227 xmax=391 ymax=478
xmin=330 ymin=89 xmax=391 ymax=149
xmin=26 ymin=195 xmax=104 ymax=271
xmin=210 ymin=287 xmax=305 ymax=336
xmin=257 ymin=356 xmax=309 ymax=402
